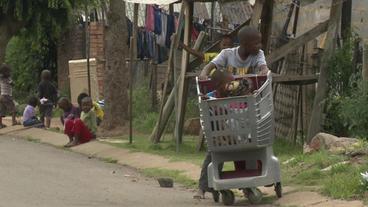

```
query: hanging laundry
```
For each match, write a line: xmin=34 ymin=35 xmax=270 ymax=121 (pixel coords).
xmin=165 ymin=14 xmax=175 ymax=47
xmin=154 ymin=6 xmax=162 ymax=35
xmin=146 ymin=5 xmax=155 ymax=32
xmin=126 ymin=17 xmax=133 ymax=46
xmin=146 ymin=32 xmax=155 ymax=58
xmin=137 ymin=30 xmax=145 ymax=59
xmin=157 ymin=13 xmax=168 ymax=47
xmin=191 ymin=25 xmax=199 ymax=42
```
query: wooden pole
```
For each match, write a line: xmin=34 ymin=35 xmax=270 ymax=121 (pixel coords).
xmin=133 ymin=4 xmax=139 ymax=58
xmin=85 ymin=4 xmax=91 ymax=96
xmin=175 ymin=0 xmax=193 ymax=149
xmin=341 ymin=0 xmax=352 ymax=43
xmin=151 ymin=63 xmax=157 ymax=111
xmin=250 ymin=0 xmax=265 ymax=28
xmin=129 ymin=3 xmax=139 ymax=144
xmin=152 ymin=4 xmax=185 ymax=144
xmin=363 ymin=41 xmax=368 ymax=81
xmin=292 ymin=0 xmax=300 ymax=37
xmin=307 ymin=0 xmax=342 ymax=143
xmin=210 ymin=1 xmax=215 ymax=41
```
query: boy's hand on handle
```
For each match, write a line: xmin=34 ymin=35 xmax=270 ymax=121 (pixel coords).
xmin=258 ymin=65 xmax=269 ymax=76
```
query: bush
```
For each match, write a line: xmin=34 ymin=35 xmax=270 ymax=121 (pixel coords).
xmin=324 ymin=36 xmax=362 ymax=137
xmin=338 ymin=81 xmax=368 ymax=138
xmin=5 ymin=30 xmax=57 ymax=103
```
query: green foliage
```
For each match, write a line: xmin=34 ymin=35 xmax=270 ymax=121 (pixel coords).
xmin=324 ymin=37 xmax=361 ymax=137
xmin=133 ymin=82 xmax=199 ymax=133
xmin=6 ymin=30 xmax=56 ymax=102
xmin=338 ymin=81 xmax=368 ymax=138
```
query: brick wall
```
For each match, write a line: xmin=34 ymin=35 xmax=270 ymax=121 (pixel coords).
xmin=89 ymin=22 xmax=105 ymax=99
xmin=57 ymin=22 xmax=106 ymax=99
xmin=57 ymin=24 xmax=85 ymax=93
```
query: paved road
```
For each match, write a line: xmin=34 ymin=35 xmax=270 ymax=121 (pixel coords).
xmin=0 ymin=136 xmax=219 ymax=207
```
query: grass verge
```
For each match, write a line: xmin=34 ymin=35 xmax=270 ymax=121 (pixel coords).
xmin=106 ymin=134 xmax=368 ymax=200
xmin=141 ymin=168 xmax=197 ymax=189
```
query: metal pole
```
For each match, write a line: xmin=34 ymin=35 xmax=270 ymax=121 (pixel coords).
xmin=85 ymin=4 xmax=91 ymax=96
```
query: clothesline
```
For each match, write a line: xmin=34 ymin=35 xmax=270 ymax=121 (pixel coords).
xmin=123 ymin=0 xmax=178 ymax=5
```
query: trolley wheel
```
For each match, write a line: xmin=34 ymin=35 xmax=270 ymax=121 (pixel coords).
xmin=212 ymin=191 xmax=220 ymax=203
xmin=246 ymin=188 xmax=263 ymax=204
xmin=220 ymin=190 xmax=235 ymax=206
xmin=275 ymin=182 xmax=282 ymax=198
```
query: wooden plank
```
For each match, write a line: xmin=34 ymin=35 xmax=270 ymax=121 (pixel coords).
xmin=149 ymin=81 xmax=176 ymax=142
xmin=250 ymin=0 xmax=265 ymax=27
xmin=307 ymin=0 xmax=342 ymax=143
xmin=152 ymin=4 xmax=185 ymax=143
xmin=190 ymin=31 xmax=207 ymax=61
xmin=188 ymin=19 xmax=251 ymax=69
xmin=272 ymin=74 xmax=319 ymax=85
xmin=260 ymin=0 xmax=273 ymax=54
xmin=185 ymin=72 xmax=318 ymax=85
xmin=175 ymin=0 xmax=193 ymax=147
xmin=267 ymin=19 xmax=329 ymax=65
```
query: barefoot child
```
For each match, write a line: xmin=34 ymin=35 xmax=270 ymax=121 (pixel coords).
xmin=0 ymin=64 xmax=17 ymax=128
xmin=22 ymin=96 xmax=43 ymax=127
xmin=38 ymin=70 xmax=58 ymax=128
xmin=63 ymin=97 xmax=96 ymax=147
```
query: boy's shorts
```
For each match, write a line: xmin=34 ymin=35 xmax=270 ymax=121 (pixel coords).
xmin=40 ymin=104 xmax=53 ymax=118
xmin=0 ymin=95 xmax=16 ymax=116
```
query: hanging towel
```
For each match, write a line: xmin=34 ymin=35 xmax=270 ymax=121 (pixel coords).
xmin=165 ymin=14 xmax=175 ymax=48
xmin=154 ymin=6 xmax=162 ymax=35
xmin=146 ymin=5 xmax=155 ymax=32
xmin=157 ymin=13 xmax=167 ymax=47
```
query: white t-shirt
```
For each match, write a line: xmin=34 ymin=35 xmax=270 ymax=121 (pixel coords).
xmin=211 ymin=47 xmax=267 ymax=75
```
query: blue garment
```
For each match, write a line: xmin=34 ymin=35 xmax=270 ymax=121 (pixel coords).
xmin=126 ymin=17 xmax=133 ymax=45
xmin=154 ymin=7 xmax=162 ymax=35
xmin=137 ymin=31 xmax=144 ymax=59
xmin=166 ymin=14 xmax=175 ymax=47
xmin=23 ymin=117 xmax=43 ymax=128
xmin=146 ymin=32 xmax=155 ymax=58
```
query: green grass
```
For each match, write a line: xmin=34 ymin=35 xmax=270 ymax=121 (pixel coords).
xmin=106 ymin=134 xmax=368 ymax=201
xmin=26 ymin=136 xmax=40 ymax=143
xmin=101 ymin=157 xmax=118 ymax=164
xmin=141 ymin=168 xmax=197 ymax=188
xmin=108 ymin=134 xmax=206 ymax=166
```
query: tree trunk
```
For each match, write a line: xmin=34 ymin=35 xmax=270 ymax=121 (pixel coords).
xmin=101 ymin=0 xmax=129 ymax=132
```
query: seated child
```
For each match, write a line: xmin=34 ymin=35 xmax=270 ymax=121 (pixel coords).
xmin=77 ymin=93 xmax=104 ymax=126
xmin=58 ymin=97 xmax=81 ymax=126
xmin=22 ymin=96 xmax=43 ymax=127
xmin=64 ymin=97 xmax=97 ymax=148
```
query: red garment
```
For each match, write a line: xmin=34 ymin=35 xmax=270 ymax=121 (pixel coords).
xmin=146 ymin=5 xmax=155 ymax=32
xmin=64 ymin=118 xmax=93 ymax=144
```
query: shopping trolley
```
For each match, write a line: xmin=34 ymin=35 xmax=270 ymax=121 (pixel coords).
xmin=196 ymin=71 xmax=281 ymax=205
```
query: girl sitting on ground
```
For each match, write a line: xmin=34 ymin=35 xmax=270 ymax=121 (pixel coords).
xmin=63 ymin=96 xmax=97 ymax=148
xmin=22 ymin=96 xmax=43 ymax=128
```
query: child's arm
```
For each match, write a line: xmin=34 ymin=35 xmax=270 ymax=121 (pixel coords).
xmin=179 ymin=42 xmax=204 ymax=60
